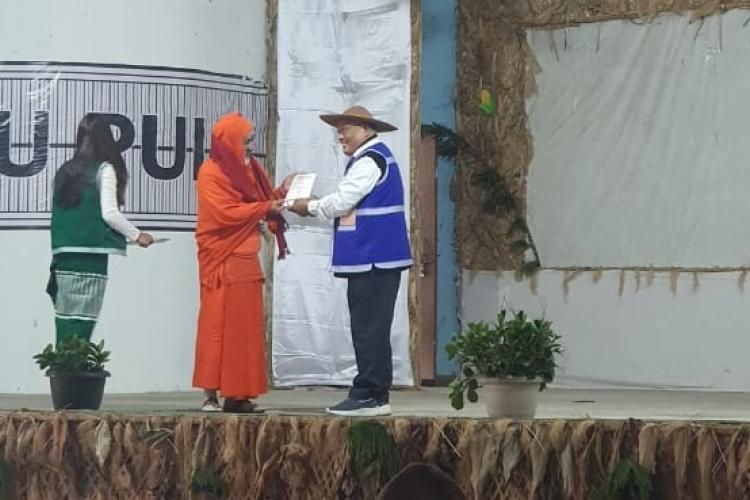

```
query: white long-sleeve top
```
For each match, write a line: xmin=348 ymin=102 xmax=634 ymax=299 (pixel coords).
xmin=97 ymin=163 xmax=141 ymax=241
xmin=307 ymin=137 xmax=382 ymax=222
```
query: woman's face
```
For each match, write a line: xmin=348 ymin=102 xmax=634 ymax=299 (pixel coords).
xmin=243 ymin=131 xmax=256 ymax=163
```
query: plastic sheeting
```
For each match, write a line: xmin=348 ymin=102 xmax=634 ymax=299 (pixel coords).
xmin=526 ymin=11 xmax=750 ymax=268
xmin=462 ymin=269 xmax=750 ymax=391
xmin=272 ymin=0 xmax=413 ymax=386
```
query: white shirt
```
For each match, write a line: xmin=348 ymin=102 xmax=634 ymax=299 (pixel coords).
xmin=97 ymin=163 xmax=141 ymax=241
xmin=308 ymin=137 xmax=382 ymax=222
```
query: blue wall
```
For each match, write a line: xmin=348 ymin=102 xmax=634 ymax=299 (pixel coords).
xmin=421 ymin=0 xmax=458 ymax=377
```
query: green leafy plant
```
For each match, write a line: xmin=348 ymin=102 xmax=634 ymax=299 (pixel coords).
xmin=421 ymin=123 xmax=460 ymax=159
xmin=421 ymin=122 xmax=541 ymax=275
xmin=594 ymin=458 xmax=653 ymax=500
xmin=33 ymin=337 xmax=110 ymax=374
xmin=190 ymin=469 xmax=226 ymax=498
xmin=348 ymin=420 xmax=401 ymax=485
xmin=446 ymin=310 xmax=563 ymax=410
xmin=0 ymin=457 xmax=12 ymax=500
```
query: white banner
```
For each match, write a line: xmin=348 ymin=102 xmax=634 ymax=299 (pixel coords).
xmin=0 ymin=61 xmax=267 ymax=229
xmin=273 ymin=0 xmax=413 ymax=386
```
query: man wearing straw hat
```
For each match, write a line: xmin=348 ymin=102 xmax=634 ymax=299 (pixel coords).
xmin=289 ymin=105 xmax=412 ymax=416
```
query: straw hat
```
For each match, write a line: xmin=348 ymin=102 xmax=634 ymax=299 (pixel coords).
xmin=319 ymin=105 xmax=397 ymax=132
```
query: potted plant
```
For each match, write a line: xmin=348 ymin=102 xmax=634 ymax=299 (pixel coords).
xmin=33 ymin=337 xmax=111 ymax=410
xmin=446 ymin=310 xmax=563 ymax=418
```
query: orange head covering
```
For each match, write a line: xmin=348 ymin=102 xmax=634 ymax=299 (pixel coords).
xmin=209 ymin=113 xmax=255 ymax=202
xmin=208 ymin=113 xmax=288 ymax=258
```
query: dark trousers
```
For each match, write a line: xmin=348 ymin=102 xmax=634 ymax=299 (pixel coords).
xmin=345 ymin=268 xmax=402 ymax=403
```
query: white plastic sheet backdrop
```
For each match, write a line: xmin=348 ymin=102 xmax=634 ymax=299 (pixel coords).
xmin=461 ymin=269 xmax=750 ymax=390
xmin=527 ymin=11 xmax=750 ymax=268
xmin=272 ymin=0 xmax=413 ymax=386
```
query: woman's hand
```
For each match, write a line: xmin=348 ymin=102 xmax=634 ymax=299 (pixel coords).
xmin=136 ymin=232 xmax=154 ymax=248
xmin=267 ymin=199 xmax=286 ymax=217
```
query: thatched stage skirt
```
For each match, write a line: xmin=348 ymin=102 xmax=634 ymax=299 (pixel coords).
xmin=1 ymin=412 xmax=749 ymax=499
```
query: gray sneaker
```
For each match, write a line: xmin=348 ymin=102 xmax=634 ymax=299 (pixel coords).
xmin=326 ymin=397 xmax=392 ymax=416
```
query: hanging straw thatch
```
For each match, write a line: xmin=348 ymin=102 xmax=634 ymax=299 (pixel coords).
xmin=3 ymin=412 xmax=750 ymax=499
xmin=482 ymin=0 xmax=750 ymax=27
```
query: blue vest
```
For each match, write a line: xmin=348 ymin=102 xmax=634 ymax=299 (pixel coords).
xmin=331 ymin=141 xmax=413 ymax=273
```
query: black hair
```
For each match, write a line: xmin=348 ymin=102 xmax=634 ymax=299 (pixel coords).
xmin=54 ymin=114 xmax=128 ymax=208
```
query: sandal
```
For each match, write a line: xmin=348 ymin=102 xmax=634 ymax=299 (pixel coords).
xmin=201 ymin=398 xmax=222 ymax=412
xmin=223 ymin=398 xmax=264 ymax=414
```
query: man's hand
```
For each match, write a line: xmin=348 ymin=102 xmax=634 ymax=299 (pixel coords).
xmin=288 ymin=198 xmax=311 ymax=216
xmin=267 ymin=199 xmax=285 ymax=217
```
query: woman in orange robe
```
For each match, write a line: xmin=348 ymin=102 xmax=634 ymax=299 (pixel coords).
xmin=192 ymin=112 xmax=291 ymax=413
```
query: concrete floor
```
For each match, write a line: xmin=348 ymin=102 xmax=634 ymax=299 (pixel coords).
xmin=2 ymin=387 xmax=750 ymax=421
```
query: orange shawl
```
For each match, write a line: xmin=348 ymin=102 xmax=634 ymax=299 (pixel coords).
xmin=195 ymin=113 xmax=287 ymax=288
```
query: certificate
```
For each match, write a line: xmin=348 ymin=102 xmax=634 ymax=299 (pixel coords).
xmin=284 ymin=173 xmax=316 ymax=205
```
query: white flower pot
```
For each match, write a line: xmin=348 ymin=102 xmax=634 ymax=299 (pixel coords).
xmin=479 ymin=377 xmax=541 ymax=418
